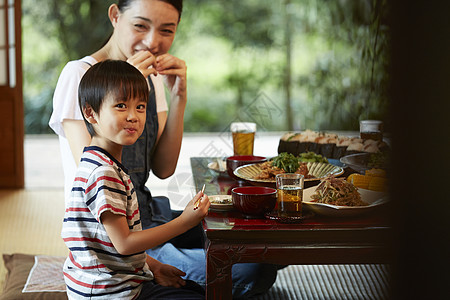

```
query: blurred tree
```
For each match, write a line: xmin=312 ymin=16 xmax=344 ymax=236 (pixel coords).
xmin=283 ymin=0 xmax=294 ymax=130
xmin=297 ymin=0 xmax=390 ymax=130
xmin=22 ymin=0 xmax=111 ymax=133
xmin=184 ymin=0 xmax=280 ymax=122
xmin=22 ymin=0 xmax=390 ymax=134
xmin=45 ymin=0 xmax=110 ymax=61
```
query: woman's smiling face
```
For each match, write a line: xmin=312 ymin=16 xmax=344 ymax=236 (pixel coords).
xmin=112 ymin=0 xmax=180 ymax=59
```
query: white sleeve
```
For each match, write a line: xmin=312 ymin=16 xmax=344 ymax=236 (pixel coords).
xmin=150 ymin=74 xmax=168 ymax=113
xmin=48 ymin=60 xmax=92 ymax=138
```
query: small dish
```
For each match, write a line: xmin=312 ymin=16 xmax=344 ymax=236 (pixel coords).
xmin=327 ymin=158 xmax=345 ymax=168
xmin=339 ymin=153 xmax=372 ymax=173
xmin=340 ymin=152 xmax=388 ymax=173
xmin=209 ymin=195 xmax=234 ymax=211
xmin=302 ymin=186 xmax=389 ymax=217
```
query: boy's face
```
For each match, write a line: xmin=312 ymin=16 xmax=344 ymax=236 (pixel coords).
xmin=90 ymin=93 xmax=147 ymax=151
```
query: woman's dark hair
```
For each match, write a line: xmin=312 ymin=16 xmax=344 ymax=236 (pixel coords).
xmin=78 ymin=60 xmax=149 ymax=137
xmin=118 ymin=0 xmax=183 ymax=21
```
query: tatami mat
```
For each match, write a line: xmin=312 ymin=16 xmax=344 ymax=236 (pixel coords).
xmin=259 ymin=264 xmax=390 ymax=300
xmin=0 ymin=189 xmax=68 ymax=292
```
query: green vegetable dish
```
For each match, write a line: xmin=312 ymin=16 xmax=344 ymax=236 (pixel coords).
xmin=298 ymin=152 xmax=329 ymax=163
xmin=271 ymin=153 xmax=299 ymax=173
xmin=271 ymin=152 xmax=328 ymax=173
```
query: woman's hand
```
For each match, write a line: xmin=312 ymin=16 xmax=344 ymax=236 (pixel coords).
xmin=127 ymin=51 xmax=186 ymax=100
xmin=155 ymin=53 xmax=187 ymax=99
xmin=146 ymin=255 xmax=186 ymax=288
xmin=127 ymin=51 xmax=158 ymax=78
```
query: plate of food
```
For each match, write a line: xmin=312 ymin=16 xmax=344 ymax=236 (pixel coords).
xmin=233 ymin=153 xmax=344 ymax=187
xmin=340 ymin=152 xmax=389 ymax=173
xmin=209 ymin=195 xmax=234 ymax=211
xmin=302 ymin=176 xmax=388 ymax=217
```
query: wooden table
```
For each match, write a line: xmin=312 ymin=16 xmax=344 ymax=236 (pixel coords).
xmin=190 ymin=157 xmax=392 ymax=300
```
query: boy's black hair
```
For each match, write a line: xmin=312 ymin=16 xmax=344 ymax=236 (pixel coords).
xmin=78 ymin=60 xmax=149 ymax=137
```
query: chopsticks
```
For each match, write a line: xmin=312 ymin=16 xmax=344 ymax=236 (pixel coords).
xmin=193 ymin=184 xmax=205 ymax=210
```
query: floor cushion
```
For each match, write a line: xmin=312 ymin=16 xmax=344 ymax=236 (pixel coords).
xmin=1 ymin=254 xmax=67 ymax=300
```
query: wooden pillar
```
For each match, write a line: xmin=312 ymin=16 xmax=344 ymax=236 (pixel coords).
xmin=0 ymin=0 xmax=24 ymax=188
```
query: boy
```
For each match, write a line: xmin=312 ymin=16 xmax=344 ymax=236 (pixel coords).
xmin=61 ymin=60 xmax=209 ymax=299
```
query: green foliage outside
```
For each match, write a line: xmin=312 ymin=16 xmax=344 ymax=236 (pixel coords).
xmin=22 ymin=0 xmax=390 ymax=134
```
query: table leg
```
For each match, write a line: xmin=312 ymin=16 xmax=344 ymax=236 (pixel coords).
xmin=205 ymin=246 xmax=233 ymax=300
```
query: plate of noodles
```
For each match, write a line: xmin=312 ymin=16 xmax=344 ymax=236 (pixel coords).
xmin=302 ymin=176 xmax=389 ymax=217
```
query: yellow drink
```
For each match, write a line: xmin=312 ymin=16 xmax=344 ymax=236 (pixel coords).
xmin=232 ymin=131 xmax=255 ymax=156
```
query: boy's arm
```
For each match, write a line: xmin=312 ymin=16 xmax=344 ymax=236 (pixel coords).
xmin=101 ymin=192 xmax=209 ymax=255
xmin=101 ymin=211 xmax=186 ymax=254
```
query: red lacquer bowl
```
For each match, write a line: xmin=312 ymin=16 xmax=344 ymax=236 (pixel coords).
xmin=226 ymin=155 xmax=267 ymax=180
xmin=231 ymin=186 xmax=277 ymax=218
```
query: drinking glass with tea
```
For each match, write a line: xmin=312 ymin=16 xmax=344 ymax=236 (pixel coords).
xmin=230 ymin=122 xmax=256 ymax=156
xmin=276 ymin=173 xmax=304 ymax=218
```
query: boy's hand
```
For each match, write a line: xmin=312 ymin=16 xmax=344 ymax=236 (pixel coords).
xmin=153 ymin=263 xmax=186 ymax=288
xmin=147 ymin=256 xmax=186 ymax=288
xmin=180 ymin=191 xmax=210 ymax=228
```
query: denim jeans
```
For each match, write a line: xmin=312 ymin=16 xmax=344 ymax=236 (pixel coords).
xmin=145 ymin=207 xmax=278 ymax=299
xmin=146 ymin=244 xmax=277 ymax=299
xmin=136 ymin=279 xmax=205 ymax=300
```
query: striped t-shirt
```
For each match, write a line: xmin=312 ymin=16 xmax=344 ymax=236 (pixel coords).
xmin=62 ymin=146 xmax=153 ymax=299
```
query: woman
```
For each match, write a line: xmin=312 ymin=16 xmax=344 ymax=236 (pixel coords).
xmin=49 ymin=0 xmax=277 ymax=297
